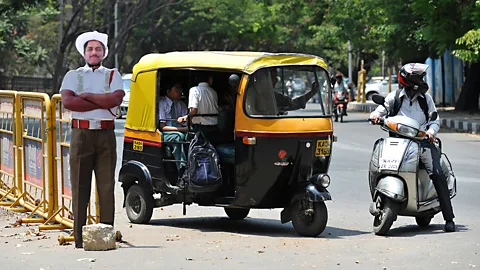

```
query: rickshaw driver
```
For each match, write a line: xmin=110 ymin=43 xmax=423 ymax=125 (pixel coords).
xmin=269 ymin=68 xmax=318 ymax=112
xmin=159 ymin=83 xmax=188 ymax=176
xmin=178 ymin=73 xmax=220 ymax=145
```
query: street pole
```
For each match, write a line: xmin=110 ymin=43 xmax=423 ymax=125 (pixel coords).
xmin=114 ymin=0 xmax=119 ymax=69
xmin=382 ymin=50 xmax=385 ymax=78
xmin=348 ymin=40 xmax=352 ymax=81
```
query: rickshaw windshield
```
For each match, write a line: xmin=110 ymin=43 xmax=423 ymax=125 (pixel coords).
xmin=244 ymin=66 xmax=332 ymax=118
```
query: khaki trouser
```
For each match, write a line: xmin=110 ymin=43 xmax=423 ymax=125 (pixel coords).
xmin=70 ymin=128 xmax=117 ymax=246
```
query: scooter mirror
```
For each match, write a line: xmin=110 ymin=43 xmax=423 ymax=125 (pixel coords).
xmin=429 ymin=111 xmax=438 ymax=121
xmin=372 ymin=94 xmax=385 ymax=105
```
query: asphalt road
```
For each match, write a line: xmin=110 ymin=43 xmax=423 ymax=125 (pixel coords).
xmin=0 ymin=112 xmax=479 ymax=270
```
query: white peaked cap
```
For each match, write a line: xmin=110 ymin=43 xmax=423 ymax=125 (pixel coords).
xmin=75 ymin=31 xmax=109 ymax=59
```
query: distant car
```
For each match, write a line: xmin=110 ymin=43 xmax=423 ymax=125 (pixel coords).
xmin=118 ymin=73 xmax=131 ymax=118
xmin=365 ymin=75 xmax=398 ymax=100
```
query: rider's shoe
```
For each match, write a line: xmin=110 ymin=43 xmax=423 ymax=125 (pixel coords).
xmin=445 ymin=220 xmax=456 ymax=232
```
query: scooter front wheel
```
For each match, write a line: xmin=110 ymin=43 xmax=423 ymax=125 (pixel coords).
xmin=373 ymin=198 xmax=398 ymax=236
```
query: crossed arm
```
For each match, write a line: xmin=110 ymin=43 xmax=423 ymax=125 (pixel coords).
xmin=61 ymin=90 xmax=125 ymax=112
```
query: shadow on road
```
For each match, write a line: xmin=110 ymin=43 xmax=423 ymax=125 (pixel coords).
xmin=386 ymin=223 xmax=467 ymax=237
xmin=117 ymin=240 xmax=164 ymax=249
xmin=146 ymin=216 xmax=370 ymax=239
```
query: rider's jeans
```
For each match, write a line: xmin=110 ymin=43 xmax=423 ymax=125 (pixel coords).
xmin=419 ymin=142 xmax=455 ymax=221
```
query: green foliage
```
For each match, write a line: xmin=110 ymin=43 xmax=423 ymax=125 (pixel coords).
xmin=0 ymin=0 xmax=50 ymax=75
xmin=453 ymin=29 xmax=480 ymax=62
xmin=2 ymin=0 xmax=480 ymax=77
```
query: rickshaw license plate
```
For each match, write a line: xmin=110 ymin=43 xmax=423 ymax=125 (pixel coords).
xmin=133 ymin=140 xmax=143 ymax=151
xmin=315 ymin=140 xmax=330 ymax=156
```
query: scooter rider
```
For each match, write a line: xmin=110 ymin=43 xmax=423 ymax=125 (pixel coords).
xmin=334 ymin=73 xmax=348 ymax=115
xmin=370 ymin=63 xmax=456 ymax=232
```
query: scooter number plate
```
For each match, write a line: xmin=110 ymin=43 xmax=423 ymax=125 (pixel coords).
xmin=379 ymin=158 xmax=400 ymax=170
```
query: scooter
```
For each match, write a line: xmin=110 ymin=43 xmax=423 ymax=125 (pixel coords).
xmin=333 ymin=91 xmax=348 ymax=122
xmin=368 ymin=94 xmax=457 ymax=235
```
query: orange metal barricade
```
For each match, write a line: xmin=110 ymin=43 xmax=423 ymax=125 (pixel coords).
xmin=0 ymin=91 xmax=115 ymax=244
xmin=6 ymin=93 xmax=56 ymax=224
xmin=0 ymin=91 xmax=19 ymax=206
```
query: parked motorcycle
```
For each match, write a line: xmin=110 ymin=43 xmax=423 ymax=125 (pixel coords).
xmin=333 ymin=91 xmax=348 ymax=122
xmin=368 ymin=94 xmax=457 ymax=235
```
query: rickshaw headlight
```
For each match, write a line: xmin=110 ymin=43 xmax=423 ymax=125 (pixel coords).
xmin=312 ymin=174 xmax=330 ymax=188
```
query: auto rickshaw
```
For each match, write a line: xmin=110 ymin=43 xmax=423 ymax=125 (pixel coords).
xmin=119 ymin=51 xmax=336 ymax=237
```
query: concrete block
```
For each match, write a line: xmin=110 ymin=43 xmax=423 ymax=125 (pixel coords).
xmin=82 ymin=223 xmax=116 ymax=251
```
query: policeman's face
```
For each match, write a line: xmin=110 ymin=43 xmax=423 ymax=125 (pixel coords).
xmin=84 ymin=40 xmax=105 ymax=65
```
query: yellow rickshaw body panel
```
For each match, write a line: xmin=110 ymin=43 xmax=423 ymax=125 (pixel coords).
xmin=125 ymin=70 xmax=158 ymax=132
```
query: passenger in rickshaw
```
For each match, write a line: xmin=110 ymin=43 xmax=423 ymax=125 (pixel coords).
xmin=215 ymin=74 xmax=240 ymax=164
xmin=178 ymin=72 xmax=221 ymax=146
xmin=159 ymin=82 xmax=188 ymax=175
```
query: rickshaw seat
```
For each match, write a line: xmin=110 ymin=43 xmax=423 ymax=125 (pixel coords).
xmin=216 ymin=143 xmax=235 ymax=164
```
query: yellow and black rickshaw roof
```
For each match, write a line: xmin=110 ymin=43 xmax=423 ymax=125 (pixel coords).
xmin=131 ymin=51 xmax=328 ymax=78
xmin=125 ymin=51 xmax=331 ymax=134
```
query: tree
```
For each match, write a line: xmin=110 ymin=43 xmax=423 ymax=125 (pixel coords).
xmin=452 ymin=1 xmax=480 ymax=112
xmin=0 ymin=0 xmax=49 ymax=76
xmin=411 ymin=0 xmax=480 ymax=111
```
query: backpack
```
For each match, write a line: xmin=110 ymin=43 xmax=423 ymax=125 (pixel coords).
xmin=185 ymin=132 xmax=222 ymax=193
xmin=389 ymin=89 xmax=429 ymax=121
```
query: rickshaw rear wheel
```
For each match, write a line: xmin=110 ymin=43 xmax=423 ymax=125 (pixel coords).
xmin=292 ymin=200 xmax=328 ymax=237
xmin=224 ymin=208 xmax=250 ymax=220
xmin=125 ymin=184 xmax=154 ymax=224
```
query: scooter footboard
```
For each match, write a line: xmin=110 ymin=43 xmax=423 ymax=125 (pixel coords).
xmin=376 ymin=176 xmax=406 ymax=202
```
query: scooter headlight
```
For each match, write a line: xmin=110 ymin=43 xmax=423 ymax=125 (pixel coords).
xmin=397 ymin=124 xmax=419 ymax=138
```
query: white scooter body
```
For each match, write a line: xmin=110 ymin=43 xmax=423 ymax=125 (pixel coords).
xmin=368 ymin=114 xmax=457 ymax=235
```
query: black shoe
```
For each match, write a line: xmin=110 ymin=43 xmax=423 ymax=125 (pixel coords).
xmin=445 ymin=220 xmax=456 ymax=232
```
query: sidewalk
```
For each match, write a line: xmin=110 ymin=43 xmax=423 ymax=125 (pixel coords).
xmin=349 ymin=101 xmax=480 ymax=134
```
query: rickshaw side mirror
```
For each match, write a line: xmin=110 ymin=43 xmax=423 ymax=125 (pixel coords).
xmin=330 ymin=76 xmax=336 ymax=88
xmin=229 ymin=74 xmax=241 ymax=94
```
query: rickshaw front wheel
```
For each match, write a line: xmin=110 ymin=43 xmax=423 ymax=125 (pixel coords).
xmin=292 ymin=200 xmax=328 ymax=237
xmin=224 ymin=207 xmax=250 ymax=220
xmin=125 ymin=184 xmax=154 ymax=224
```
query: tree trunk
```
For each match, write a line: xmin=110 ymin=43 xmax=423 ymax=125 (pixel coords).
xmin=455 ymin=62 xmax=480 ymax=112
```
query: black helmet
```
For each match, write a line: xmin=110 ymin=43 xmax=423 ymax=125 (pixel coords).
xmin=398 ymin=63 xmax=429 ymax=93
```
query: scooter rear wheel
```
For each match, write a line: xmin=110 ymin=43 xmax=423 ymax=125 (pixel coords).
xmin=373 ymin=198 xmax=398 ymax=236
